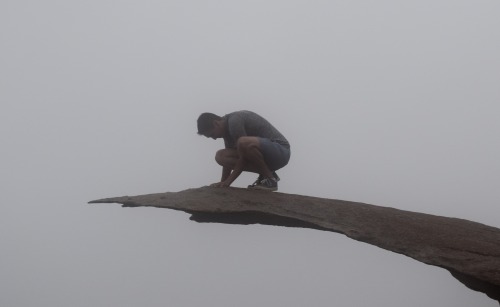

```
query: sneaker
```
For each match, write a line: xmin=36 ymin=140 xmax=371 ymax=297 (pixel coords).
xmin=250 ymin=177 xmax=278 ymax=191
xmin=273 ymin=172 xmax=280 ymax=182
xmin=248 ymin=172 xmax=280 ymax=188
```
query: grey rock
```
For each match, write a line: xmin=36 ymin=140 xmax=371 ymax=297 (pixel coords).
xmin=89 ymin=187 xmax=500 ymax=303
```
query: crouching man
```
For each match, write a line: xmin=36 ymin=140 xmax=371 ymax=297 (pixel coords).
xmin=197 ymin=110 xmax=291 ymax=191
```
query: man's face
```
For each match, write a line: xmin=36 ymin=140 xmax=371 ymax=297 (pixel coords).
xmin=203 ymin=121 xmax=223 ymax=139
xmin=204 ymin=128 xmax=218 ymax=140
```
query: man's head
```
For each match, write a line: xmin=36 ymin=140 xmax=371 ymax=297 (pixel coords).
xmin=197 ymin=112 xmax=225 ymax=139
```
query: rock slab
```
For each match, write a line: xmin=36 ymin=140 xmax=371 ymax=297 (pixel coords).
xmin=89 ymin=187 xmax=500 ymax=303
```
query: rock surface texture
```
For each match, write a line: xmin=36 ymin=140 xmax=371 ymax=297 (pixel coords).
xmin=89 ymin=187 xmax=500 ymax=303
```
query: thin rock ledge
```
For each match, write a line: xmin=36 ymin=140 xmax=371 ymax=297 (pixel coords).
xmin=89 ymin=187 xmax=500 ymax=303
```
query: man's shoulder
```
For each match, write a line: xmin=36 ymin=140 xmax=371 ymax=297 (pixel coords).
xmin=225 ymin=110 xmax=259 ymax=123
xmin=225 ymin=110 xmax=255 ymax=117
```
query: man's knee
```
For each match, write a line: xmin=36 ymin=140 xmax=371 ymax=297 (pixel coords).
xmin=215 ymin=148 xmax=238 ymax=166
xmin=215 ymin=149 xmax=226 ymax=165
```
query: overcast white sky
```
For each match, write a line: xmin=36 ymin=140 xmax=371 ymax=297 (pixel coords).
xmin=1 ymin=0 xmax=499 ymax=306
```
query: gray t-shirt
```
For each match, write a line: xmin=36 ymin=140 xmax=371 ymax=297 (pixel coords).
xmin=223 ymin=110 xmax=290 ymax=149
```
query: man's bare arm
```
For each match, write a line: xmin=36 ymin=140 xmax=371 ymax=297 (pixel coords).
xmin=221 ymin=166 xmax=231 ymax=182
xmin=221 ymin=156 xmax=245 ymax=187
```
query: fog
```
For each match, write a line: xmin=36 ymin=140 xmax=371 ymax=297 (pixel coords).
xmin=1 ymin=1 xmax=499 ymax=306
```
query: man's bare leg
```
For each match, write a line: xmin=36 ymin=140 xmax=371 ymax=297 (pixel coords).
xmin=215 ymin=148 xmax=261 ymax=173
xmin=236 ymin=137 xmax=274 ymax=179
xmin=214 ymin=137 xmax=274 ymax=186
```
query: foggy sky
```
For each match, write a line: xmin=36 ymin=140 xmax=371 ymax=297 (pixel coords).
xmin=1 ymin=1 xmax=499 ymax=306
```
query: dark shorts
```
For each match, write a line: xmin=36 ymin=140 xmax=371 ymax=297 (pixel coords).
xmin=258 ymin=138 xmax=291 ymax=171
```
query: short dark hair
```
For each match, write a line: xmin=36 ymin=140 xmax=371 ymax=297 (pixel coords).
xmin=197 ymin=112 xmax=221 ymax=135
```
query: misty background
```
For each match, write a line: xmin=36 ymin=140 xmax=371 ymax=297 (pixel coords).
xmin=1 ymin=0 xmax=499 ymax=306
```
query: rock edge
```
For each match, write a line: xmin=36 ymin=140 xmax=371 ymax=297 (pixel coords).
xmin=89 ymin=187 xmax=500 ymax=303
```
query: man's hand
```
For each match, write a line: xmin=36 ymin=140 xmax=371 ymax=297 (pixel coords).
xmin=209 ymin=181 xmax=230 ymax=188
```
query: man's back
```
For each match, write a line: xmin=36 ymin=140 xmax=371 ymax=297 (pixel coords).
xmin=223 ymin=110 xmax=290 ymax=149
